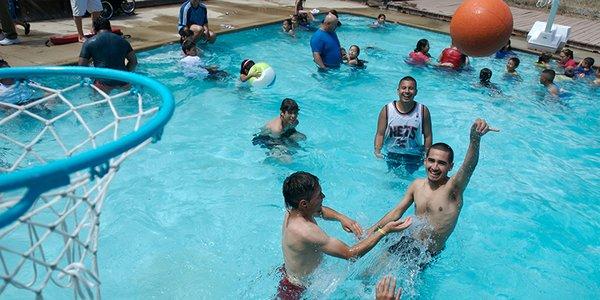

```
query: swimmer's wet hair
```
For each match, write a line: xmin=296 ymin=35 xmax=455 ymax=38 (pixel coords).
xmin=283 ymin=171 xmax=320 ymax=209
xmin=350 ymin=45 xmax=360 ymax=55
xmin=583 ymin=57 xmax=595 ymax=66
xmin=542 ymin=69 xmax=556 ymax=82
xmin=280 ymin=98 xmax=299 ymax=113
xmin=377 ymin=14 xmax=386 ymax=19
xmin=427 ymin=143 xmax=454 ymax=164
xmin=240 ymin=59 xmax=255 ymax=75
xmin=537 ymin=53 xmax=552 ymax=63
xmin=479 ymin=68 xmax=492 ymax=82
xmin=398 ymin=76 xmax=417 ymax=89
xmin=564 ymin=69 xmax=575 ymax=78
xmin=414 ymin=39 xmax=429 ymax=53
xmin=92 ymin=17 xmax=111 ymax=32
xmin=181 ymin=39 xmax=196 ymax=53
xmin=561 ymin=49 xmax=574 ymax=59
xmin=509 ymin=57 xmax=520 ymax=68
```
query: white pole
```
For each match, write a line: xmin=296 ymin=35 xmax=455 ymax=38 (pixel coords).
xmin=544 ymin=0 xmax=560 ymax=33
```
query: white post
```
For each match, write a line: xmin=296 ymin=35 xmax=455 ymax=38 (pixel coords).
xmin=544 ymin=0 xmax=560 ymax=33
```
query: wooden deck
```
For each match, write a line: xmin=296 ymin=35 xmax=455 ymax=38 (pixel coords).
xmin=386 ymin=0 xmax=600 ymax=52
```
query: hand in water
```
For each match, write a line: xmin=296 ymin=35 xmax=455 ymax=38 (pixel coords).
xmin=384 ymin=216 xmax=413 ymax=233
xmin=374 ymin=151 xmax=384 ymax=159
xmin=340 ymin=217 xmax=363 ymax=238
xmin=376 ymin=275 xmax=402 ymax=300
xmin=470 ymin=118 xmax=499 ymax=140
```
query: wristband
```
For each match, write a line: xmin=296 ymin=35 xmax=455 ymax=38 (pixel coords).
xmin=377 ymin=228 xmax=387 ymax=236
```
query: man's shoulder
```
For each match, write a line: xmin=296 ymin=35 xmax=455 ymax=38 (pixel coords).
xmin=287 ymin=217 xmax=323 ymax=241
xmin=411 ymin=178 xmax=426 ymax=188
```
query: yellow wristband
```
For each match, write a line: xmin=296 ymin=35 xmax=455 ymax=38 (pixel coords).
xmin=377 ymin=228 xmax=387 ymax=236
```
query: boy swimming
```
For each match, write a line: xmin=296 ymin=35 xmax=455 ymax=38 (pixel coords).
xmin=369 ymin=14 xmax=386 ymax=28
xmin=180 ymin=40 xmax=227 ymax=80
xmin=505 ymin=57 xmax=520 ymax=76
xmin=539 ymin=69 xmax=560 ymax=97
xmin=252 ymin=98 xmax=306 ymax=162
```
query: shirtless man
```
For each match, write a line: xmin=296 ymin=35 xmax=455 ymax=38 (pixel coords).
xmin=369 ymin=118 xmax=498 ymax=255
xmin=279 ymin=171 xmax=412 ymax=299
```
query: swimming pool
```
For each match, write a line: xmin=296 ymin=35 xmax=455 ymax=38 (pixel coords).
xmin=7 ymin=14 xmax=600 ymax=299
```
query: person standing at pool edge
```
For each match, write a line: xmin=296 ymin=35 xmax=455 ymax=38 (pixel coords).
xmin=279 ymin=171 xmax=412 ymax=299
xmin=369 ymin=118 xmax=498 ymax=255
xmin=374 ymin=76 xmax=432 ymax=174
xmin=310 ymin=13 xmax=343 ymax=70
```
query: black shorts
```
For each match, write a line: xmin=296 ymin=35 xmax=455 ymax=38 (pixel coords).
xmin=385 ymin=153 xmax=422 ymax=174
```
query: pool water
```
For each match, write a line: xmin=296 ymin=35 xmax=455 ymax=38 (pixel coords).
xmin=10 ymin=14 xmax=600 ymax=299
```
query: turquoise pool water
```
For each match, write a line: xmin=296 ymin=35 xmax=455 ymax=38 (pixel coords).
xmin=7 ymin=14 xmax=600 ymax=299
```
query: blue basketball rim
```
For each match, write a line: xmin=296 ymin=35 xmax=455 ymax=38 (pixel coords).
xmin=0 ymin=66 xmax=175 ymax=227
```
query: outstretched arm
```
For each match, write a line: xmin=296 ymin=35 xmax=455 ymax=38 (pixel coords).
xmin=368 ymin=182 xmax=416 ymax=234
xmin=313 ymin=217 xmax=413 ymax=260
xmin=452 ymin=118 xmax=499 ymax=192
xmin=321 ymin=206 xmax=363 ymax=237
xmin=374 ymin=105 xmax=388 ymax=158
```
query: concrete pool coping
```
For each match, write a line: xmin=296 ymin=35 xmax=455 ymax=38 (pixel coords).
xmin=1 ymin=0 xmax=598 ymax=67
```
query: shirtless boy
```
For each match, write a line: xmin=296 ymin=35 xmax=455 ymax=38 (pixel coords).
xmin=279 ymin=171 xmax=412 ymax=299
xmin=252 ymin=98 xmax=306 ymax=162
xmin=369 ymin=118 xmax=498 ymax=255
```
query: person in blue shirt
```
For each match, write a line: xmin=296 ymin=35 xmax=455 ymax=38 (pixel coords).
xmin=178 ymin=0 xmax=216 ymax=44
xmin=494 ymin=40 xmax=516 ymax=59
xmin=310 ymin=13 xmax=343 ymax=70
xmin=573 ymin=57 xmax=595 ymax=78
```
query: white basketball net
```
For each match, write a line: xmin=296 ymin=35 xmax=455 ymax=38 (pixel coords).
xmin=0 ymin=76 xmax=162 ymax=298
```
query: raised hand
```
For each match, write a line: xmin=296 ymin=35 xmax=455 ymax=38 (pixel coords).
xmin=470 ymin=118 xmax=499 ymax=140
xmin=340 ymin=217 xmax=364 ymax=238
xmin=376 ymin=275 xmax=402 ymax=300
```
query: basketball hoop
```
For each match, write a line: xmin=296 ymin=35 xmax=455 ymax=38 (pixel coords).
xmin=0 ymin=66 xmax=174 ymax=298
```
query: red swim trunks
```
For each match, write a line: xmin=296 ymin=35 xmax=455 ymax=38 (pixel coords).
xmin=276 ymin=266 xmax=305 ymax=300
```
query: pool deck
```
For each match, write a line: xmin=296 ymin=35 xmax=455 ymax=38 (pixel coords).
xmin=0 ymin=0 xmax=598 ymax=67
xmin=386 ymin=0 xmax=600 ymax=52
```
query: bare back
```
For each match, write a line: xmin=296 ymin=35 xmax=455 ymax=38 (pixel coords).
xmin=282 ymin=212 xmax=324 ymax=285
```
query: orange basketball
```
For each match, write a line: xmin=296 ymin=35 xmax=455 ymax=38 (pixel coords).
xmin=450 ymin=0 xmax=514 ymax=57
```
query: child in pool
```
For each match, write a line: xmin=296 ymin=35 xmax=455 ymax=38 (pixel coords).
xmin=282 ymin=18 xmax=294 ymax=36
xmin=554 ymin=69 xmax=575 ymax=82
xmin=573 ymin=57 xmax=595 ymax=78
xmin=540 ymin=69 xmax=560 ymax=96
xmin=408 ymin=39 xmax=432 ymax=65
xmin=535 ymin=53 xmax=552 ymax=68
xmin=345 ymin=45 xmax=365 ymax=67
xmin=369 ymin=14 xmax=386 ymax=28
xmin=558 ymin=49 xmax=577 ymax=70
xmin=180 ymin=40 xmax=228 ymax=79
xmin=477 ymin=68 xmax=502 ymax=95
xmin=506 ymin=57 xmax=520 ymax=76
xmin=252 ymin=98 xmax=306 ymax=163
xmin=239 ymin=59 xmax=261 ymax=82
